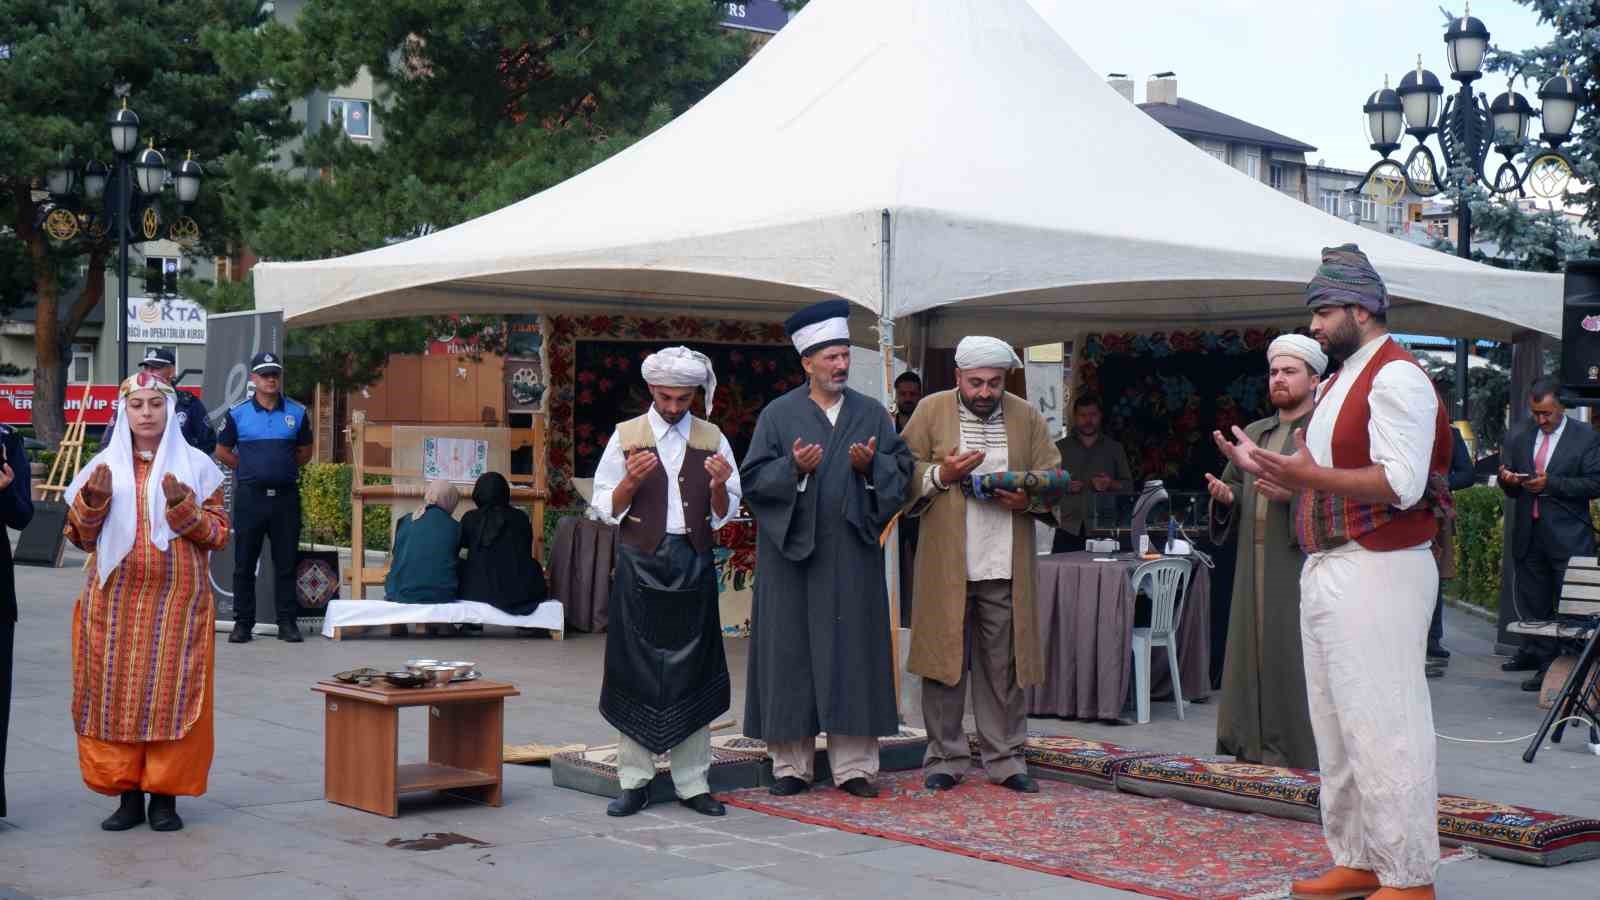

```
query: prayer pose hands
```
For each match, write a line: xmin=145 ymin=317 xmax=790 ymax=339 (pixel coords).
xmin=938 ymin=449 xmax=985 ymax=487
xmin=848 ymin=436 xmax=877 ymax=474
xmin=620 ymin=449 xmax=660 ymax=490
xmin=161 ymin=473 xmax=192 ymax=508
xmin=704 ymin=454 xmax=733 ymax=488
xmin=80 ymin=464 xmax=112 ymax=508
xmin=1204 ymin=473 xmax=1233 ymax=506
xmin=791 ymin=439 xmax=823 ymax=475
xmin=1213 ymin=426 xmax=1305 ymax=500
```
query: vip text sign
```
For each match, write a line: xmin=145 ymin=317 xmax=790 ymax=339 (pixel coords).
xmin=0 ymin=384 xmax=202 ymax=426
xmin=127 ymin=297 xmax=208 ymax=344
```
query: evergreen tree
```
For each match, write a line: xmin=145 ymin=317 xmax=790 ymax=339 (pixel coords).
xmin=0 ymin=0 xmax=297 ymax=444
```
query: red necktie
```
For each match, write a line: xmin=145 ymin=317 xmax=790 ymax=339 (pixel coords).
xmin=1532 ymin=431 xmax=1553 ymax=519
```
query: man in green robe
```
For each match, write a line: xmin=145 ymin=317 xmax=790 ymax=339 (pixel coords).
xmin=1206 ymin=334 xmax=1325 ymax=771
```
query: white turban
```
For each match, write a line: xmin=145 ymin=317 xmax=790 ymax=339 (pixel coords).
xmin=954 ymin=336 xmax=1022 ymax=371
xmin=640 ymin=346 xmax=718 ymax=414
xmin=1267 ymin=334 xmax=1328 ymax=376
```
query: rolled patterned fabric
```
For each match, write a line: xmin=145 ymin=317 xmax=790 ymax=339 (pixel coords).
xmin=961 ymin=468 xmax=1073 ymax=504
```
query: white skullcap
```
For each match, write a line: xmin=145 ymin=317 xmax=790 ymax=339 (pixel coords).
xmin=640 ymin=346 xmax=718 ymax=414
xmin=954 ymin=336 xmax=1022 ymax=371
xmin=1267 ymin=334 xmax=1327 ymax=376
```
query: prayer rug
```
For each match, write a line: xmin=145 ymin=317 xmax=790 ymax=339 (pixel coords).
xmin=1114 ymin=754 xmax=1321 ymax=823
xmin=982 ymin=732 xmax=1168 ymax=790
xmin=1437 ymin=795 xmax=1600 ymax=867
xmin=723 ymin=766 xmax=1349 ymax=900
xmin=550 ymin=740 xmax=767 ymax=801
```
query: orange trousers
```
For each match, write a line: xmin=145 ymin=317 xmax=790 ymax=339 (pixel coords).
xmin=76 ymin=656 xmax=214 ymax=798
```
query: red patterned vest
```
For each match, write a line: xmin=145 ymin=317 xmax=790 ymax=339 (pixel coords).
xmin=1294 ymin=338 xmax=1453 ymax=554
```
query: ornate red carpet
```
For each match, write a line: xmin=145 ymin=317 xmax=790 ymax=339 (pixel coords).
xmin=725 ymin=767 xmax=1344 ymax=900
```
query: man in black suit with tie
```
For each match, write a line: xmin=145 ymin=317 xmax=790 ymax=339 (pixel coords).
xmin=1499 ymin=376 xmax=1600 ymax=691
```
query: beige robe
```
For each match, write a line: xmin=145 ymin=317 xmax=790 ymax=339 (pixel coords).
xmin=900 ymin=390 xmax=1059 ymax=688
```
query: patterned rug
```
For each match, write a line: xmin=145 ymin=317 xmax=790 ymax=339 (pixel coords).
xmin=724 ymin=767 xmax=1349 ymax=900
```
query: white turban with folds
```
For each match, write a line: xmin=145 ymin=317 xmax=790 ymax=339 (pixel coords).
xmin=640 ymin=346 xmax=718 ymax=414
xmin=954 ymin=335 xmax=1023 ymax=371
xmin=1267 ymin=334 xmax=1328 ymax=376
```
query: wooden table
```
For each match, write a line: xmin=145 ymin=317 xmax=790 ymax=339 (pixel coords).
xmin=311 ymin=678 xmax=520 ymax=817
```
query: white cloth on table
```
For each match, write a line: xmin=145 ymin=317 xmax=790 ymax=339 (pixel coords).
xmin=318 ymin=599 xmax=564 ymax=636
xmin=1306 ymin=335 xmax=1438 ymax=510
xmin=616 ymin=726 xmax=712 ymax=798
xmin=1300 ymin=544 xmax=1439 ymax=888
xmin=589 ymin=406 xmax=741 ymax=531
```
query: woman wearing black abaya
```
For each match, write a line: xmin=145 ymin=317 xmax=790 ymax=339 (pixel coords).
xmin=0 ymin=426 xmax=34 ymax=818
xmin=458 ymin=473 xmax=547 ymax=616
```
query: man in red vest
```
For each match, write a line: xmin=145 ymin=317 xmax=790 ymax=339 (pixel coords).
xmin=1217 ymin=245 xmax=1449 ymax=900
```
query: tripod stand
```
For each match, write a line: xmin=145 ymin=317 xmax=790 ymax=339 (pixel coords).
xmin=1521 ymin=614 xmax=1600 ymax=763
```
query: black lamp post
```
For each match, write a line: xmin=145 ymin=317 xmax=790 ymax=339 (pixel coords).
xmin=40 ymin=98 xmax=205 ymax=380
xmin=1356 ymin=3 xmax=1580 ymax=423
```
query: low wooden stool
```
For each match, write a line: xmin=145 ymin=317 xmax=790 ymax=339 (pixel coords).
xmin=312 ymin=678 xmax=520 ymax=817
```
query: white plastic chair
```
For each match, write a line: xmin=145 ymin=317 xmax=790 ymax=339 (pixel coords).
xmin=1129 ymin=558 xmax=1194 ymax=724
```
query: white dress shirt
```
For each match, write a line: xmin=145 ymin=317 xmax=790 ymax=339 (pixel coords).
xmin=591 ymin=406 xmax=741 ymax=532
xmin=924 ymin=397 xmax=1013 ymax=582
xmin=1306 ymin=335 xmax=1438 ymax=511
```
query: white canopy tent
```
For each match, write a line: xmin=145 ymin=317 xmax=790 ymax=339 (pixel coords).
xmin=254 ymin=0 xmax=1562 ymax=345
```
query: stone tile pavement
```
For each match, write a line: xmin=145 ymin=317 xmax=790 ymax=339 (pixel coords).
xmin=2 ymin=552 xmax=1597 ymax=898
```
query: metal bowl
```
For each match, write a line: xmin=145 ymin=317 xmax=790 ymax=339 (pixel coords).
xmin=436 ymin=660 xmax=477 ymax=679
xmin=384 ymin=671 xmax=425 ymax=688
xmin=421 ymin=665 xmax=457 ymax=687
xmin=404 ymin=658 xmax=441 ymax=676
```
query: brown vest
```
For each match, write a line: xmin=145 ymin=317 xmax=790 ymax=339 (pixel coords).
xmin=615 ymin=414 xmax=723 ymax=554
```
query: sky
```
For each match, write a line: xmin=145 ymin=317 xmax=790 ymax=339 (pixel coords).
xmin=1026 ymin=0 xmax=1559 ymax=172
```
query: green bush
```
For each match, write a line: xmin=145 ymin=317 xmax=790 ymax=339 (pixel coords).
xmin=1452 ymin=485 xmax=1504 ymax=610
xmin=297 ymin=463 xmax=392 ymax=552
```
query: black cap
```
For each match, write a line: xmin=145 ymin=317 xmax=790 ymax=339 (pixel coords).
xmin=139 ymin=347 xmax=175 ymax=368
xmin=250 ymin=351 xmax=283 ymax=374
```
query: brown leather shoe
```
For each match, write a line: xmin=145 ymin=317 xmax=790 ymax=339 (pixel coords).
xmin=1369 ymin=888 xmax=1433 ymax=899
xmin=1290 ymin=867 xmax=1381 ymax=899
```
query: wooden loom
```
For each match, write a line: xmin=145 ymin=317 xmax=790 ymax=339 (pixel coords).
xmin=344 ymin=411 xmax=550 ymax=616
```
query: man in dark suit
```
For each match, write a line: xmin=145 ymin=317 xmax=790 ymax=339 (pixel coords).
xmin=1498 ymin=376 xmax=1600 ymax=691
xmin=0 ymin=424 xmax=34 ymax=818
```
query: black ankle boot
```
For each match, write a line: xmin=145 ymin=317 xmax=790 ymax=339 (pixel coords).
xmin=101 ymin=790 xmax=146 ymax=831
xmin=147 ymin=793 xmax=184 ymax=831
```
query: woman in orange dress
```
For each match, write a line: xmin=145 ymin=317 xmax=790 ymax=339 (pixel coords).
xmin=64 ymin=372 xmax=227 ymax=832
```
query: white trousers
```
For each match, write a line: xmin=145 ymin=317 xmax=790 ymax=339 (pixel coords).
xmin=1300 ymin=545 xmax=1440 ymax=888
xmin=767 ymin=735 xmax=880 ymax=785
xmin=616 ymin=726 xmax=712 ymax=798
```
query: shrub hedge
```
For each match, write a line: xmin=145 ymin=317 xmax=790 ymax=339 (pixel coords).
xmin=299 ymin=463 xmax=393 ymax=552
xmin=1451 ymin=485 xmax=1600 ymax=613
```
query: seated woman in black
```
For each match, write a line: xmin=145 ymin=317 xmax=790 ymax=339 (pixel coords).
xmin=458 ymin=472 xmax=548 ymax=615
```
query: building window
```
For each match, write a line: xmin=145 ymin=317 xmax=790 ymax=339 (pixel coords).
xmin=1353 ymin=197 xmax=1377 ymax=222
xmin=1386 ymin=204 xmax=1403 ymax=231
xmin=144 ymin=256 xmax=179 ymax=296
xmin=1270 ymin=163 xmax=1287 ymax=191
xmin=328 ymin=97 xmax=372 ymax=139
xmin=1202 ymin=144 xmax=1226 ymax=163
xmin=1319 ymin=190 xmax=1343 ymax=216
xmin=1245 ymin=153 xmax=1261 ymax=180
xmin=70 ymin=347 xmax=93 ymax=385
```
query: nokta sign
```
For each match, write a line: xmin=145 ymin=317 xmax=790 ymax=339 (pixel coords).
xmin=0 ymin=384 xmax=203 ymax=426
xmin=127 ymin=297 xmax=208 ymax=345
xmin=718 ymin=0 xmax=790 ymax=33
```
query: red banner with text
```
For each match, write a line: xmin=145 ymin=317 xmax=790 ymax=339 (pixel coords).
xmin=0 ymin=384 xmax=203 ymax=427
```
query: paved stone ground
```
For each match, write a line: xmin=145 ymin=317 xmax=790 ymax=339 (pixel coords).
xmin=3 ymin=550 xmax=1598 ymax=898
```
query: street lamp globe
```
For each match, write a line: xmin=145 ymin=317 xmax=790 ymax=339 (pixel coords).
xmin=1489 ymin=85 xmax=1534 ymax=154
xmin=1538 ymin=68 xmax=1581 ymax=146
xmin=1363 ymin=79 xmax=1405 ymax=155
xmin=174 ymin=151 xmax=203 ymax=204
xmin=45 ymin=157 xmax=77 ymax=197
xmin=1397 ymin=57 xmax=1443 ymax=136
xmin=134 ymin=143 xmax=167 ymax=195
xmin=1443 ymin=6 xmax=1491 ymax=82
xmin=83 ymin=160 xmax=109 ymax=201
xmin=108 ymin=102 xmax=141 ymax=156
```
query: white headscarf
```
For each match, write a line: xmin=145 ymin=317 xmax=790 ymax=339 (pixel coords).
xmin=640 ymin=346 xmax=718 ymax=414
xmin=1267 ymin=334 xmax=1328 ymax=376
xmin=955 ymin=336 xmax=1023 ymax=371
xmin=66 ymin=373 xmax=226 ymax=586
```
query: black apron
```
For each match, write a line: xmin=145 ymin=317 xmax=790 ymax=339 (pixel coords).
xmin=598 ymin=536 xmax=729 ymax=753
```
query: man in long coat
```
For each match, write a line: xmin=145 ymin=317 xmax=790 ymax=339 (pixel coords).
xmin=1207 ymin=334 xmax=1324 ymax=771
xmin=741 ymin=299 xmax=913 ymax=798
xmin=901 ymin=336 xmax=1058 ymax=792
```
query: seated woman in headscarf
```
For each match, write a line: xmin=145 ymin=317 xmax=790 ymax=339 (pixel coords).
xmin=384 ymin=481 xmax=461 ymax=604
xmin=65 ymin=371 xmax=228 ymax=833
xmin=458 ymin=472 xmax=548 ymax=615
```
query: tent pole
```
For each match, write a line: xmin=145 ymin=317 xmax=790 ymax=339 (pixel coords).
xmin=879 ymin=209 xmax=904 ymax=717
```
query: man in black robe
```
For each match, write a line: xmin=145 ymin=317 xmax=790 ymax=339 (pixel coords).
xmin=742 ymin=299 xmax=913 ymax=798
xmin=594 ymin=347 xmax=738 ymax=817
xmin=0 ymin=424 xmax=34 ymax=819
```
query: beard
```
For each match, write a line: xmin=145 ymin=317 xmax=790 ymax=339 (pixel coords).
xmin=962 ymin=393 xmax=998 ymax=418
xmin=1269 ymin=385 xmax=1310 ymax=410
xmin=817 ymin=375 xmax=847 ymax=394
xmin=655 ymin=405 xmax=688 ymax=423
xmin=1321 ymin=317 xmax=1362 ymax=363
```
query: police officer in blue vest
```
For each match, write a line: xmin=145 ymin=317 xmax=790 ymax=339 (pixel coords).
xmin=217 ymin=352 xmax=313 ymax=643
xmin=106 ymin=348 xmax=216 ymax=454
